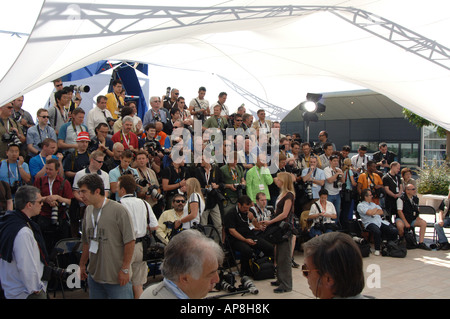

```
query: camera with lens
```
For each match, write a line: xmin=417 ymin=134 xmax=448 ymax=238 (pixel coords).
xmin=305 ymin=181 xmax=313 ymax=200
xmin=146 ymin=185 xmax=164 ymax=201
xmin=234 ymin=183 xmax=246 ymax=197
xmin=68 ymin=84 xmax=90 ymax=93
xmin=2 ymin=131 xmax=21 ymax=146
xmin=144 ymin=140 xmax=159 ymax=156
xmin=333 ymin=174 xmax=342 ymax=189
xmin=122 ymin=170 xmax=149 ymax=187
xmin=41 ymin=263 xmax=70 ymax=282
xmin=240 ymin=276 xmax=259 ymax=295
xmin=10 ymin=180 xmax=21 ymax=194
xmin=215 ymin=270 xmax=236 ymax=293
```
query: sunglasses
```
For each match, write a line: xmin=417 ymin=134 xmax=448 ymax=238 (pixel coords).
xmin=40 ymin=115 xmax=49 ymax=119
xmin=174 ymin=199 xmax=186 ymax=204
xmin=302 ymin=264 xmax=319 ymax=277
xmin=94 ymin=159 xmax=104 ymax=164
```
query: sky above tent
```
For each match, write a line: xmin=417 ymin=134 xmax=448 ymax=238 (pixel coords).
xmin=1 ymin=0 xmax=450 ymax=129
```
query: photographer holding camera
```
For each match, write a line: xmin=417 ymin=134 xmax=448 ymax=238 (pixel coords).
xmin=195 ymin=157 xmax=225 ymax=240
xmin=0 ymin=102 xmax=26 ymax=161
xmin=324 ymin=154 xmax=344 ymax=226
xmin=134 ymin=150 xmax=163 ymax=217
xmin=301 ymin=156 xmax=325 ymax=209
xmin=0 ymin=144 xmax=31 ymax=198
xmin=109 ymin=149 xmax=140 ymax=201
xmin=220 ymin=151 xmax=246 ymax=216
xmin=156 ymin=194 xmax=186 ymax=245
xmin=26 ymin=108 xmax=57 ymax=158
xmin=0 ymin=185 xmax=49 ymax=299
xmin=308 ymin=189 xmax=338 ymax=238
xmin=33 ymin=158 xmax=73 ymax=254
xmin=357 ymin=160 xmax=384 ymax=206
xmin=117 ymin=174 xmax=158 ymax=299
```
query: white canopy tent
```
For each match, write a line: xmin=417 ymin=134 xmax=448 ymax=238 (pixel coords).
xmin=1 ymin=0 xmax=450 ymax=128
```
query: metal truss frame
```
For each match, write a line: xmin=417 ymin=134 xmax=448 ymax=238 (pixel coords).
xmin=4 ymin=4 xmax=450 ymax=119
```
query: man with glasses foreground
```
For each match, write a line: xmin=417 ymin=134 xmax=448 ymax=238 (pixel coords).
xmin=0 ymin=185 xmax=48 ymax=299
xmin=302 ymin=232 xmax=372 ymax=299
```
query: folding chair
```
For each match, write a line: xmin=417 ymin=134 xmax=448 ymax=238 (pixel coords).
xmin=418 ymin=205 xmax=437 ymax=243
xmin=49 ymin=238 xmax=84 ymax=299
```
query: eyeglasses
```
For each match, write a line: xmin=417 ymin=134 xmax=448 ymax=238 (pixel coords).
xmin=302 ymin=264 xmax=319 ymax=277
xmin=174 ymin=199 xmax=186 ymax=204
xmin=174 ymin=93 xmax=179 ymax=95
xmin=94 ymin=159 xmax=104 ymax=164
xmin=40 ymin=115 xmax=49 ymax=119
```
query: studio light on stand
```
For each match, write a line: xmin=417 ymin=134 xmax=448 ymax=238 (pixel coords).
xmin=298 ymin=93 xmax=326 ymax=142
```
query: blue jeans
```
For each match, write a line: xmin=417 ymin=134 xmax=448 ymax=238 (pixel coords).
xmin=327 ymin=194 xmax=341 ymax=222
xmin=88 ymin=274 xmax=133 ymax=299
xmin=435 ymin=217 xmax=450 ymax=243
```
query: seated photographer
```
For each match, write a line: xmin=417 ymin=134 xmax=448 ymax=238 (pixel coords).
xmin=87 ymin=122 xmax=114 ymax=159
xmin=33 ymin=158 xmax=73 ymax=253
xmin=0 ymin=186 xmax=48 ymax=299
xmin=248 ymin=192 xmax=273 ymax=238
xmin=156 ymin=194 xmax=186 ymax=245
xmin=57 ymin=107 xmax=88 ymax=153
xmin=202 ymin=104 xmax=228 ymax=132
xmin=220 ymin=151 xmax=246 ymax=216
xmin=133 ymin=150 xmax=163 ymax=218
xmin=0 ymin=144 xmax=31 ymax=198
xmin=195 ymin=157 xmax=225 ymax=240
xmin=224 ymin=195 xmax=274 ymax=278
xmin=139 ymin=123 xmax=164 ymax=161
xmin=117 ymin=174 xmax=158 ymax=299
xmin=357 ymin=188 xmax=398 ymax=256
xmin=111 ymin=116 xmax=139 ymax=151
xmin=26 ymin=108 xmax=57 ymax=158
xmin=308 ymin=189 xmax=338 ymax=238
xmin=174 ymin=178 xmax=205 ymax=231
xmin=109 ymin=149 xmax=140 ymax=201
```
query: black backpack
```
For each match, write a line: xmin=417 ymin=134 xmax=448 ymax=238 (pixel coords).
xmin=381 ymin=240 xmax=407 ymax=258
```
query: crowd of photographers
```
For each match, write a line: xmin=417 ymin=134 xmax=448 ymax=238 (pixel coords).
xmin=0 ymin=80 xmax=444 ymax=299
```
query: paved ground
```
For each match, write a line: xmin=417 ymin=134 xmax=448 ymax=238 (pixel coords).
xmin=52 ymin=234 xmax=450 ymax=300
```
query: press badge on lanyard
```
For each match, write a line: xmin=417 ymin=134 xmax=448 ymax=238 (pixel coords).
xmin=89 ymin=198 xmax=108 ymax=254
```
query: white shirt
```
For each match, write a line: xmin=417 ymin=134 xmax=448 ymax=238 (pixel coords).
xmin=324 ymin=166 xmax=342 ymax=196
xmin=182 ymin=192 xmax=205 ymax=229
xmin=0 ymin=227 xmax=47 ymax=299
xmin=308 ymin=200 xmax=336 ymax=227
xmin=87 ymin=106 xmax=113 ymax=138
xmin=351 ymin=154 xmax=370 ymax=170
xmin=120 ymin=195 xmax=158 ymax=238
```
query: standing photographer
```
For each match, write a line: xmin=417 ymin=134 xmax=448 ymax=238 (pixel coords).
xmin=301 ymin=156 xmax=325 ymax=210
xmin=117 ymin=174 xmax=158 ymax=299
xmin=0 ymin=185 xmax=48 ymax=299
xmin=0 ymin=102 xmax=26 ymax=160
xmin=33 ymin=158 xmax=73 ymax=253
xmin=0 ymin=143 xmax=31 ymax=199
xmin=323 ymin=155 xmax=344 ymax=226
xmin=195 ymin=157 xmax=225 ymax=240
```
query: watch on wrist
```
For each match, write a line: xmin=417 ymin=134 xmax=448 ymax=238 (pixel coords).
xmin=120 ymin=268 xmax=129 ymax=274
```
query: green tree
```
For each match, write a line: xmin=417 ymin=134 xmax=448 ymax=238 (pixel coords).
xmin=402 ymin=108 xmax=449 ymax=162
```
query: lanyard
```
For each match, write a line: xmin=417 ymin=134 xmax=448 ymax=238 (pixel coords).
xmin=121 ymin=132 xmax=130 ymax=147
xmin=48 ymin=178 xmax=55 ymax=195
xmin=91 ymin=197 xmax=108 ymax=239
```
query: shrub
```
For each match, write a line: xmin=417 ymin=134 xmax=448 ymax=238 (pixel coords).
xmin=417 ymin=160 xmax=450 ymax=195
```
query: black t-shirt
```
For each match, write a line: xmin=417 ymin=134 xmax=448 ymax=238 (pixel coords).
xmin=382 ymin=173 xmax=401 ymax=201
xmin=161 ymin=165 xmax=189 ymax=196
xmin=224 ymin=206 xmax=255 ymax=241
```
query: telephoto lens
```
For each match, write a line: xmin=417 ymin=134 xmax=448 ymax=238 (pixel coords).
xmin=51 ymin=206 xmax=59 ymax=225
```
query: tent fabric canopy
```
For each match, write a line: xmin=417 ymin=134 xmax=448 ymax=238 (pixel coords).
xmin=1 ymin=0 xmax=450 ymax=129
